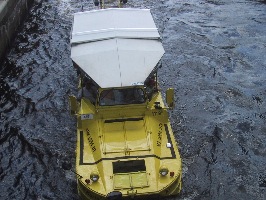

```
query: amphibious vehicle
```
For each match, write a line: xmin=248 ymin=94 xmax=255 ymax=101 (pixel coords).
xmin=69 ymin=7 xmax=182 ymax=200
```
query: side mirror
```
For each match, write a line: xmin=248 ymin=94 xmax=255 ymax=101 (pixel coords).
xmin=69 ymin=95 xmax=78 ymax=115
xmin=166 ymin=88 xmax=175 ymax=109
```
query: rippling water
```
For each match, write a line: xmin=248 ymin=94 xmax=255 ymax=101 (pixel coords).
xmin=0 ymin=0 xmax=266 ymax=199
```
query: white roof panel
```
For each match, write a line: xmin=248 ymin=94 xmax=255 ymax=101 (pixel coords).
xmin=71 ymin=38 xmax=164 ymax=88
xmin=71 ymin=8 xmax=160 ymax=43
xmin=70 ymin=8 xmax=165 ymax=88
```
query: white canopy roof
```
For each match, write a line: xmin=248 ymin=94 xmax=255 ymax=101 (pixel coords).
xmin=71 ymin=8 xmax=165 ymax=88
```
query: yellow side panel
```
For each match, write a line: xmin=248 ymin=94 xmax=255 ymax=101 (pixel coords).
xmin=80 ymin=98 xmax=95 ymax=114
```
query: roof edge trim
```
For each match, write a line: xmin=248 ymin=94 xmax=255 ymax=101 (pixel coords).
xmin=73 ymin=8 xmax=151 ymax=15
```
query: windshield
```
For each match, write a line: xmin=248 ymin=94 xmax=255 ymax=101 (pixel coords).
xmin=99 ymin=88 xmax=145 ymax=106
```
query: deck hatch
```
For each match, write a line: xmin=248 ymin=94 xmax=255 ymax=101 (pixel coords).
xmin=113 ymin=160 xmax=146 ymax=173
xmin=103 ymin=119 xmax=150 ymax=154
xmin=113 ymin=172 xmax=149 ymax=189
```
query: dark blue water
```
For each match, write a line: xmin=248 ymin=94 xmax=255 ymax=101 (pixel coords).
xmin=0 ymin=0 xmax=266 ymax=199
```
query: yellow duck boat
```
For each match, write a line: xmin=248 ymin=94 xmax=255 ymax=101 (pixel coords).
xmin=68 ymin=6 xmax=182 ymax=200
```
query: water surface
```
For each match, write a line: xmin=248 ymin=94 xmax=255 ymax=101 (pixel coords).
xmin=0 ymin=0 xmax=265 ymax=199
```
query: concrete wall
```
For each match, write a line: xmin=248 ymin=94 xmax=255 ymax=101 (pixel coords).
xmin=0 ymin=0 xmax=34 ymax=62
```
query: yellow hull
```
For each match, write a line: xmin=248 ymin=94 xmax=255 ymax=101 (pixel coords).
xmin=73 ymin=91 xmax=182 ymax=199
